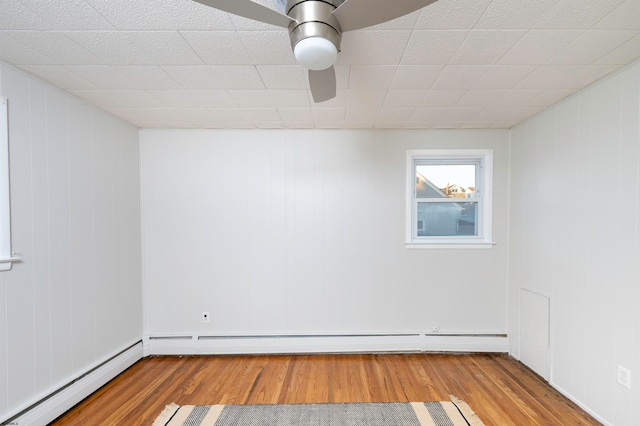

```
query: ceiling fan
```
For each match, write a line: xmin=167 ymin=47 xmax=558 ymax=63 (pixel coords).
xmin=193 ymin=0 xmax=438 ymax=102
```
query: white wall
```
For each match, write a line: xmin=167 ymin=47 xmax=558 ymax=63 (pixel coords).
xmin=141 ymin=129 xmax=509 ymax=340
xmin=0 ymin=63 xmax=142 ymax=422
xmin=509 ymin=61 xmax=640 ymax=425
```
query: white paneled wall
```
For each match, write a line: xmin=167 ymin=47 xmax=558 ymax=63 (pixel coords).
xmin=509 ymin=61 xmax=640 ymax=425
xmin=141 ymin=129 xmax=509 ymax=338
xmin=0 ymin=63 xmax=142 ymax=422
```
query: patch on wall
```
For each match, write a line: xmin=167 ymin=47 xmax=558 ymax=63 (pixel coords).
xmin=519 ymin=288 xmax=550 ymax=380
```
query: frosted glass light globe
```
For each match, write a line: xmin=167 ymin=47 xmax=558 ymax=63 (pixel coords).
xmin=294 ymin=37 xmax=338 ymax=71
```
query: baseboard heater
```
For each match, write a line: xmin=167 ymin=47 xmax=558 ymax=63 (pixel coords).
xmin=3 ymin=341 xmax=143 ymax=426
xmin=144 ymin=333 xmax=510 ymax=356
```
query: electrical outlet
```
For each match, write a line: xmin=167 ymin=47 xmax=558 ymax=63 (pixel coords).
xmin=202 ymin=311 xmax=210 ymax=323
xmin=617 ymin=365 xmax=631 ymax=389
xmin=431 ymin=325 xmax=439 ymax=333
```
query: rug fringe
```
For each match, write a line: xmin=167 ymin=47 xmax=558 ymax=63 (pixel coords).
xmin=152 ymin=403 xmax=181 ymax=426
xmin=450 ymin=396 xmax=485 ymax=426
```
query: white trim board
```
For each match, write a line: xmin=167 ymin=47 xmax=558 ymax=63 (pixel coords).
xmin=144 ymin=334 xmax=510 ymax=356
xmin=6 ymin=342 xmax=143 ymax=426
xmin=550 ymin=381 xmax=611 ymax=426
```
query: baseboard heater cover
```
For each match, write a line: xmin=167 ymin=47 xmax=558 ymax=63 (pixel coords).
xmin=144 ymin=334 xmax=510 ymax=355
xmin=5 ymin=341 xmax=143 ymax=426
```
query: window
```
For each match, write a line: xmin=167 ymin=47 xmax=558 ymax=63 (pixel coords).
xmin=0 ymin=97 xmax=18 ymax=271
xmin=406 ymin=149 xmax=494 ymax=249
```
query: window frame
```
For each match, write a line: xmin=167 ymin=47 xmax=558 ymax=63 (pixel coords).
xmin=406 ymin=149 xmax=494 ymax=249
xmin=0 ymin=97 xmax=18 ymax=271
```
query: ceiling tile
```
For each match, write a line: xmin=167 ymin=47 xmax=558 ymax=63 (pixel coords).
xmin=18 ymin=0 xmax=115 ymax=30
xmin=514 ymin=65 xmax=585 ymax=89
xmin=346 ymin=90 xmax=387 ymax=108
xmin=337 ymin=31 xmax=412 ymax=65
xmin=375 ymin=121 xmax=407 ymax=129
xmin=5 ymin=30 xmax=102 ymax=65
xmin=456 ymin=90 xmax=507 ymax=107
xmin=0 ymin=0 xmax=52 ymax=30
xmin=63 ymin=65 xmax=138 ymax=89
xmin=498 ymin=30 xmax=582 ymax=65
xmin=277 ymin=108 xmax=314 ymax=122
xmin=377 ymin=108 xmax=415 ymax=122
xmin=66 ymin=65 xmax=182 ymax=89
xmin=472 ymin=65 xmax=537 ymax=89
xmin=241 ymin=108 xmax=281 ymax=122
xmin=534 ymin=0 xmax=625 ymax=29
xmin=440 ymin=107 xmax=483 ymax=121
xmin=546 ymin=30 xmax=638 ymax=65
xmin=109 ymin=65 xmax=183 ymax=89
xmin=491 ymin=89 xmax=546 ymax=107
xmin=595 ymin=0 xmax=640 ymax=30
xmin=228 ymin=90 xmax=274 ymax=108
xmin=383 ymin=90 xmax=427 ymax=108
xmin=348 ymin=66 xmax=397 ymax=90
xmin=180 ymin=31 xmax=251 ymax=65
xmin=20 ymin=64 xmax=98 ymax=89
xmin=123 ymin=31 xmax=204 ymax=65
xmin=473 ymin=106 xmax=543 ymax=123
xmin=268 ymin=90 xmax=311 ymax=108
xmin=346 ymin=108 xmax=379 ymax=123
xmin=596 ymin=35 xmax=640 ymax=64
xmin=528 ymin=89 xmax=575 ymax=107
xmin=63 ymin=31 xmax=154 ymax=65
xmin=67 ymin=89 xmax=124 ymax=108
xmin=149 ymin=89 xmax=236 ymax=108
xmin=419 ymin=90 xmax=467 ymax=107
xmin=450 ymin=30 xmax=526 ymax=65
xmin=162 ymin=65 xmax=265 ymax=89
xmin=208 ymin=108 xmax=252 ymax=122
xmin=404 ymin=121 xmax=436 ymax=129
xmin=401 ymin=31 xmax=468 ymax=65
xmin=475 ymin=0 xmax=559 ymax=29
xmin=312 ymin=108 xmax=345 ymax=124
xmin=105 ymin=90 xmax=166 ymax=107
xmin=431 ymin=65 xmax=492 ymax=90
xmin=104 ymin=107 xmax=154 ymax=123
xmin=85 ymin=0 xmax=235 ymax=30
xmin=414 ymin=0 xmax=492 ymax=30
xmin=257 ymin=65 xmax=307 ymax=89
xmin=238 ymin=31 xmax=296 ymax=65
xmin=0 ymin=31 xmax=45 ymax=65
xmin=408 ymin=108 xmax=448 ymax=122
xmin=390 ymin=66 xmax=444 ymax=90
xmin=559 ymin=64 xmax=621 ymax=89
xmin=143 ymin=107 xmax=220 ymax=125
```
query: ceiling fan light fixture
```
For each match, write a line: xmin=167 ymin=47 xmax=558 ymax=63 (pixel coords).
xmin=294 ymin=36 xmax=338 ymax=70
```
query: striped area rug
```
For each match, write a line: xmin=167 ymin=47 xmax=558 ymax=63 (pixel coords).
xmin=152 ymin=398 xmax=484 ymax=426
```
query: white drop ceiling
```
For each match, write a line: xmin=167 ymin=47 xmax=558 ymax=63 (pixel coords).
xmin=1 ymin=0 xmax=639 ymax=129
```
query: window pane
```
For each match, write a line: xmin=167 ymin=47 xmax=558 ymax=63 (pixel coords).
xmin=417 ymin=202 xmax=478 ymax=236
xmin=416 ymin=164 xmax=477 ymax=199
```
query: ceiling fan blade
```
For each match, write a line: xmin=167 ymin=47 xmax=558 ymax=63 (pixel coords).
xmin=333 ymin=0 xmax=438 ymax=32
xmin=309 ymin=67 xmax=337 ymax=103
xmin=193 ymin=0 xmax=295 ymax=28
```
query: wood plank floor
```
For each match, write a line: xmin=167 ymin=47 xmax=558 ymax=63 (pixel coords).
xmin=52 ymin=353 xmax=599 ymax=425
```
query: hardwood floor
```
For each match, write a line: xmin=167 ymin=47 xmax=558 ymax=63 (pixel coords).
xmin=52 ymin=353 xmax=599 ymax=425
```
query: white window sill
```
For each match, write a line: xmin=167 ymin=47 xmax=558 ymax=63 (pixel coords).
xmin=405 ymin=241 xmax=495 ymax=250
xmin=0 ymin=256 xmax=21 ymax=271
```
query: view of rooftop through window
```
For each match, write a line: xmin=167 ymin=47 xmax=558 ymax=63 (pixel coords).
xmin=416 ymin=164 xmax=476 ymax=199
